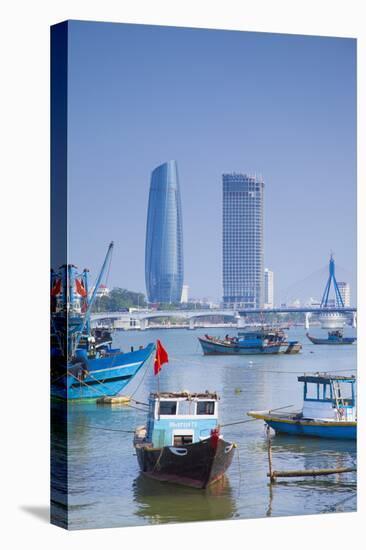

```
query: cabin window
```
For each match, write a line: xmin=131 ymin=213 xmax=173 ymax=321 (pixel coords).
xmin=159 ymin=401 xmax=177 ymax=415
xmin=178 ymin=400 xmax=193 ymax=415
xmin=342 ymin=383 xmax=355 ymax=405
xmin=173 ymin=434 xmax=193 ymax=446
xmin=305 ymin=383 xmax=319 ymax=400
xmin=324 ymin=384 xmax=332 ymax=400
xmin=196 ymin=401 xmax=215 ymax=415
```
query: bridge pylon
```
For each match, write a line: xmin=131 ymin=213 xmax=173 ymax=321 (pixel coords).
xmin=320 ymin=253 xmax=344 ymax=308
xmin=305 ymin=312 xmax=311 ymax=330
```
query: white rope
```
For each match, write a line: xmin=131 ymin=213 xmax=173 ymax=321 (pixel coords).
xmin=66 ymin=370 xmax=107 ymax=397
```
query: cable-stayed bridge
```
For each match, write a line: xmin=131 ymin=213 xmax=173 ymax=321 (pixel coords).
xmin=91 ymin=255 xmax=356 ymax=330
xmin=91 ymin=305 xmax=356 ymax=330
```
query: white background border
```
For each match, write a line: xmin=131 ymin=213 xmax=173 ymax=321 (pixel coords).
xmin=1 ymin=1 xmax=364 ymax=549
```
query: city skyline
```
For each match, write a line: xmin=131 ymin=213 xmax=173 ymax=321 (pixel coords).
xmin=67 ymin=21 xmax=356 ymax=304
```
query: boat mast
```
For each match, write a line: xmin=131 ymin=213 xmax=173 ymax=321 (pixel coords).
xmin=70 ymin=241 xmax=114 ymax=359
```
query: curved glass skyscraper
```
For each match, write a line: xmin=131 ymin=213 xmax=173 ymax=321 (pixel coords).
xmin=145 ymin=160 xmax=184 ymax=303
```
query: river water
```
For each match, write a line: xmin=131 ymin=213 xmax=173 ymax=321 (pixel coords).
xmin=53 ymin=326 xmax=357 ymax=529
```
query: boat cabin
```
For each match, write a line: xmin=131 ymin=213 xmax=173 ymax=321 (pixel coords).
xmin=237 ymin=327 xmax=286 ymax=344
xmin=328 ymin=330 xmax=343 ymax=340
xmin=299 ymin=374 xmax=356 ymax=421
xmin=146 ymin=391 xmax=220 ymax=448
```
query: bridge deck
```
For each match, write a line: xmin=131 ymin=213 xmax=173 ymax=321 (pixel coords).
xmin=91 ymin=307 xmax=356 ymax=322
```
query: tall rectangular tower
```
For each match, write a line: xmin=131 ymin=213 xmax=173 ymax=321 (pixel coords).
xmin=223 ymin=173 xmax=264 ymax=309
xmin=338 ymin=282 xmax=351 ymax=307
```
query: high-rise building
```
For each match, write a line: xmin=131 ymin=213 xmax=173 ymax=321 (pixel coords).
xmin=264 ymin=268 xmax=274 ymax=308
xmin=338 ymin=282 xmax=351 ymax=307
xmin=181 ymin=284 xmax=189 ymax=303
xmin=223 ymin=173 xmax=264 ymax=309
xmin=145 ymin=160 xmax=184 ymax=303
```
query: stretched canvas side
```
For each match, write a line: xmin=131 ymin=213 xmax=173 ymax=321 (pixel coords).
xmin=50 ymin=20 xmax=69 ymax=529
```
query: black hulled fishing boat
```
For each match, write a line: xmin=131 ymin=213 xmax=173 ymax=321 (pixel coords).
xmin=134 ymin=391 xmax=236 ymax=489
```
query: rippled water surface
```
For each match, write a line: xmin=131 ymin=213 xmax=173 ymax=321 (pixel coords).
xmin=54 ymin=327 xmax=357 ymax=529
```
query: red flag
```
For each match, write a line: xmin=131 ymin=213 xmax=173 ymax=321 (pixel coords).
xmin=154 ymin=339 xmax=169 ymax=375
xmin=75 ymin=278 xmax=87 ymax=297
xmin=51 ymin=279 xmax=62 ymax=297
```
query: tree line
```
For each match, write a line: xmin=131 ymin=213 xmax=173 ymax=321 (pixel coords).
xmin=92 ymin=288 xmax=147 ymax=312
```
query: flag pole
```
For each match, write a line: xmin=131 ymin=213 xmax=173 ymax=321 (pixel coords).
xmin=157 ymin=370 xmax=160 ymax=420
xmin=154 ymin=339 xmax=169 ymax=420
xmin=156 ymin=341 xmax=160 ymax=419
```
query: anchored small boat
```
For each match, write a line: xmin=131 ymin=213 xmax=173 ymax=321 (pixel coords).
xmin=307 ymin=330 xmax=356 ymax=345
xmin=198 ymin=326 xmax=302 ymax=355
xmin=134 ymin=391 xmax=236 ymax=488
xmin=248 ymin=373 xmax=357 ymax=440
xmin=51 ymin=242 xmax=155 ymax=400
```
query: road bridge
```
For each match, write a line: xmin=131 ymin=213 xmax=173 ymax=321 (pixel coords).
xmin=91 ymin=306 xmax=356 ymax=330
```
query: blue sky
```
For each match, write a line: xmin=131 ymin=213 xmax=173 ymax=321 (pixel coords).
xmin=67 ymin=21 xmax=356 ymax=304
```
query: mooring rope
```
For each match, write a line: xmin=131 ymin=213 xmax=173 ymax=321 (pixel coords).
xmin=152 ymin=447 xmax=165 ymax=472
xmin=129 ymin=353 xmax=154 ymax=401
xmin=124 ymin=403 xmax=149 ymax=413
xmin=72 ymin=424 xmax=135 ymax=434
xmin=67 ymin=370 xmax=107 ymax=397
xmin=221 ymin=417 xmax=259 ymax=428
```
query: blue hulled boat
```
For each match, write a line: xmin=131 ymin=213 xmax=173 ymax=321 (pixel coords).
xmin=198 ymin=327 xmax=302 ymax=355
xmin=51 ymin=242 xmax=155 ymax=400
xmin=248 ymin=373 xmax=356 ymax=440
xmin=306 ymin=330 xmax=356 ymax=345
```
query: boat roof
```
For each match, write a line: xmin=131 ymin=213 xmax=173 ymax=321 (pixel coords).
xmin=298 ymin=373 xmax=356 ymax=384
xmin=239 ymin=325 xmax=285 ymax=332
xmin=150 ymin=391 xmax=219 ymax=400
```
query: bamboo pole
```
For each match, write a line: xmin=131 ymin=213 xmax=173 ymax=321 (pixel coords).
xmin=265 ymin=424 xmax=356 ymax=482
xmin=266 ymin=426 xmax=275 ymax=483
xmin=267 ymin=467 xmax=356 ymax=479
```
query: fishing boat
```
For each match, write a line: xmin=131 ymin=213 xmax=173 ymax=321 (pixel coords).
xmin=91 ymin=326 xmax=113 ymax=348
xmin=248 ymin=373 xmax=356 ymax=440
xmin=198 ymin=326 xmax=302 ymax=355
xmin=306 ymin=330 xmax=356 ymax=345
xmin=133 ymin=391 xmax=236 ymax=488
xmin=51 ymin=242 xmax=155 ymax=400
